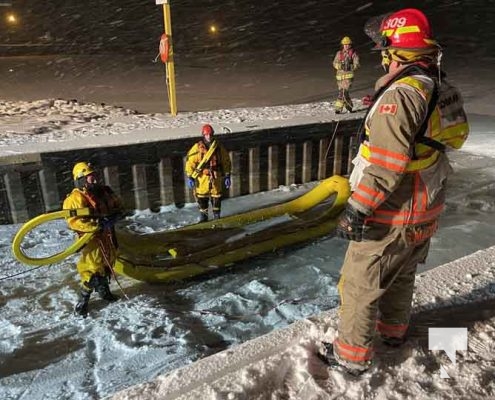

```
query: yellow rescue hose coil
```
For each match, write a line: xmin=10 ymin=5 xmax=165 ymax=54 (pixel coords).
xmin=12 ymin=208 xmax=95 ymax=266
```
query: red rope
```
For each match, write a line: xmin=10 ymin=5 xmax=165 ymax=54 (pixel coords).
xmin=98 ymin=234 xmax=129 ymax=300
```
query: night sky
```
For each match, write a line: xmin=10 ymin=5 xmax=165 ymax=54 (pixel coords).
xmin=0 ymin=1 xmax=493 ymax=55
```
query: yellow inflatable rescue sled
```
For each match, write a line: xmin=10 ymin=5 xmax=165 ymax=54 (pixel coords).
xmin=114 ymin=175 xmax=350 ymax=282
xmin=12 ymin=175 xmax=350 ymax=283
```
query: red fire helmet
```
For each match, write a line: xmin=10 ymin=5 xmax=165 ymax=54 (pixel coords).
xmin=378 ymin=8 xmax=438 ymax=50
xmin=201 ymin=124 xmax=214 ymax=136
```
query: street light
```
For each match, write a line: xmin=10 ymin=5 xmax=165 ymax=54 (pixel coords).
xmin=6 ymin=12 xmax=17 ymax=25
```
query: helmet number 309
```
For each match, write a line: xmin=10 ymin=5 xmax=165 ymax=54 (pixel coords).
xmin=384 ymin=17 xmax=407 ymax=29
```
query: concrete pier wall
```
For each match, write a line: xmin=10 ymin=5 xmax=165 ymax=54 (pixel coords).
xmin=0 ymin=120 xmax=361 ymax=224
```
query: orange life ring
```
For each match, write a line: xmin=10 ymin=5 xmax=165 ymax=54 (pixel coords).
xmin=159 ymin=33 xmax=170 ymax=63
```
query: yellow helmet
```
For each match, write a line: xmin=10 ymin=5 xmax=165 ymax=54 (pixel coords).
xmin=341 ymin=36 xmax=352 ymax=45
xmin=72 ymin=162 xmax=95 ymax=181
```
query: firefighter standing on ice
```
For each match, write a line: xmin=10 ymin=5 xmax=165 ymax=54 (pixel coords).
xmin=185 ymin=124 xmax=232 ymax=222
xmin=63 ymin=162 xmax=124 ymax=317
xmin=333 ymin=36 xmax=360 ymax=113
xmin=324 ymin=8 xmax=469 ymax=374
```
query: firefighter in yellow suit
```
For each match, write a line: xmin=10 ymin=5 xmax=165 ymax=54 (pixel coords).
xmin=63 ymin=162 xmax=124 ymax=317
xmin=333 ymin=36 xmax=360 ymax=113
xmin=324 ymin=9 xmax=469 ymax=375
xmin=185 ymin=124 xmax=232 ymax=222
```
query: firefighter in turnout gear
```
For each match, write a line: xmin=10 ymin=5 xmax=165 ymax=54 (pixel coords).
xmin=333 ymin=36 xmax=360 ymax=113
xmin=325 ymin=9 xmax=469 ymax=375
xmin=63 ymin=162 xmax=124 ymax=317
xmin=185 ymin=124 xmax=232 ymax=222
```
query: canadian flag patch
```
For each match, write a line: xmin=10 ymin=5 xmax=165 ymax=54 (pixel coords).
xmin=378 ymin=103 xmax=398 ymax=115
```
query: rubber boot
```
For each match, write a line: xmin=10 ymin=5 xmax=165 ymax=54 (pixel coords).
xmin=345 ymin=102 xmax=354 ymax=113
xmin=211 ymin=198 xmax=221 ymax=220
xmin=199 ymin=212 xmax=208 ymax=223
xmin=94 ymin=276 xmax=119 ymax=302
xmin=319 ymin=342 xmax=370 ymax=376
xmin=344 ymin=91 xmax=354 ymax=113
xmin=381 ymin=335 xmax=406 ymax=347
xmin=75 ymin=288 xmax=91 ymax=317
xmin=197 ymin=197 xmax=209 ymax=223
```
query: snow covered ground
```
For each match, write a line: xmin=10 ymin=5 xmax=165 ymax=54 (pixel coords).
xmin=1 ymin=51 xmax=495 ymax=399
xmin=112 ymin=245 xmax=495 ymax=400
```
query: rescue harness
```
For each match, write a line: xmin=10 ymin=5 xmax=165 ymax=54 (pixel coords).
xmin=190 ymin=139 xmax=218 ymax=180
xmin=338 ymin=49 xmax=356 ymax=72
xmin=359 ymin=64 xmax=445 ymax=157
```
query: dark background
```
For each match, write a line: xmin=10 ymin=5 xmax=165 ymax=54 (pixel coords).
xmin=0 ymin=0 xmax=492 ymax=56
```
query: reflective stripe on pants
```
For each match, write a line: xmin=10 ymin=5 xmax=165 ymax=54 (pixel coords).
xmin=336 ymin=227 xmax=430 ymax=364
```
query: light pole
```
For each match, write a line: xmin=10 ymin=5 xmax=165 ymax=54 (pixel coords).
xmin=156 ymin=0 xmax=177 ymax=116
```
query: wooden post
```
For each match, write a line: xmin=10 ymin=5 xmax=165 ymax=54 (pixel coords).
xmin=267 ymin=145 xmax=279 ymax=190
xmin=229 ymin=151 xmax=241 ymax=198
xmin=318 ymin=138 xmax=329 ymax=180
xmin=3 ymin=171 xmax=28 ymax=223
xmin=103 ymin=166 xmax=121 ymax=197
xmin=285 ymin=143 xmax=296 ymax=186
xmin=38 ymin=168 xmax=60 ymax=212
xmin=249 ymin=147 xmax=260 ymax=194
xmin=302 ymin=141 xmax=312 ymax=183
xmin=132 ymin=164 xmax=149 ymax=210
xmin=333 ymin=136 xmax=344 ymax=176
xmin=159 ymin=157 xmax=174 ymax=206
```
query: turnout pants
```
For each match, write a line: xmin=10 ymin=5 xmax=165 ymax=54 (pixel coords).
xmin=334 ymin=227 xmax=430 ymax=366
xmin=335 ymin=78 xmax=353 ymax=112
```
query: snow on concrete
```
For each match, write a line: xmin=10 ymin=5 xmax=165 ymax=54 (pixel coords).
xmin=0 ymin=97 xmax=364 ymax=156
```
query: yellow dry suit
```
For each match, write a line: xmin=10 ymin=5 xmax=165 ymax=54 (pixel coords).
xmin=63 ymin=186 xmax=123 ymax=288
xmin=185 ymin=139 xmax=231 ymax=199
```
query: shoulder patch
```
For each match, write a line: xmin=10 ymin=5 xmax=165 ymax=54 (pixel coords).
xmin=378 ymin=103 xmax=398 ymax=115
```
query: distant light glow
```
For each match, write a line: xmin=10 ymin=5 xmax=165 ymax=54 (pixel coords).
xmin=6 ymin=12 xmax=17 ymax=24
xmin=209 ymin=25 xmax=217 ymax=34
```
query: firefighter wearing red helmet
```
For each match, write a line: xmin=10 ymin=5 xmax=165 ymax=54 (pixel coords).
xmin=63 ymin=162 xmax=124 ymax=317
xmin=322 ymin=9 xmax=470 ymax=374
xmin=185 ymin=124 xmax=232 ymax=222
xmin=332 ymin=36 xmax=360 ymax=113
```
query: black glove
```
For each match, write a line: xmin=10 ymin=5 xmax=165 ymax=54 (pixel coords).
xmin=99 ymin=213 xmax=121 ymax=231
xmin=335 ymin=204 xmax=368 ymax=242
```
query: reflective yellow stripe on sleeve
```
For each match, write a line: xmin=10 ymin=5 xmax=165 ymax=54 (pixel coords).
xmin=360 ymin=144 xmax=440 ymax=172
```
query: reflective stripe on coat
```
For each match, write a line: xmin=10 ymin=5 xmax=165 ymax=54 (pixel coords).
xmin=348 ymin=68 xmax=469 ymax=228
